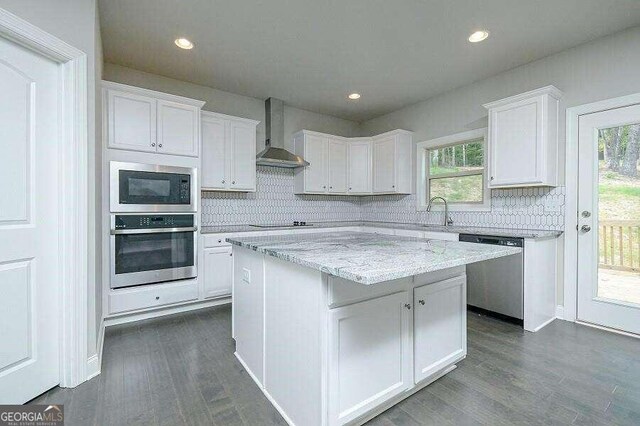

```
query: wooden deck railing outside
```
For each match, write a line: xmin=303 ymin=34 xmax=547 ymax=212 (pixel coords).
xmin=599 ymin=220 xmax=640 ymax=272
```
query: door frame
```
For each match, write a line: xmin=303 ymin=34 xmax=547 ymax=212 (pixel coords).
xmin=564 ymin=92 xmax=640 ymax=323
xmin=0 ymin=9 xmax=89 ymax=387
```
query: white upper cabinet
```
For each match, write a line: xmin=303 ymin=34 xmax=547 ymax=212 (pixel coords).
xmin=157 ymin=100 xmax=200 ymax=156
xmin=372 ymin=131 xmax=413 ymax=194
xmin=201 ymin=114 xmax=228 ymax=190
xmin=229 ymin=119 xmax=258 ymax=191
xmin=104 ymin=81 xmax=205 ymax=157
xmin=294 ymin=132 xmax=329 ymax=194
xmin=107 ymin=89 xmax=157 ymax=153
xmin=328 ymin=138 xmax=348 ymax=193
xmin=294 ymin=130 xmax=412 ymax=196
xmin=348 ymin=139 xmax=372 ymax=194
xmin=484 ymin=86 xmax=562 ymax=188
xmin=201 ymin=111 xmax=259 ymax=192
xmin=373 ymin=135 xmax=396 ymax=193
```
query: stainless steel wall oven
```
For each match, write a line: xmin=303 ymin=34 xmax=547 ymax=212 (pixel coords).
xmin=110 ymin=214 xmax=197 ymax=288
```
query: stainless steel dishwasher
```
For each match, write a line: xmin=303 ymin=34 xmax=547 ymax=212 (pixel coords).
xmin=459 ymin=234 xmax=524 ymax=323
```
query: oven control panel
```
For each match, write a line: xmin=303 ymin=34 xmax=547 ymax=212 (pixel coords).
xmin=114 ymin=214 xmax=195 ymax=230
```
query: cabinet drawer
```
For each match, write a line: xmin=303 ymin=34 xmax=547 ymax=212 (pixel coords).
xmin=203 ymin=234 xmax=232 ymax=247
xmin=328 ymin=275 xmax=411 ymax=308
xmin=109 ymin=280 xmax=198 ymax=315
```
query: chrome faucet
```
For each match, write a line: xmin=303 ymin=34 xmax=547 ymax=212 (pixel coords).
xmin=427 ymin=196 xmax=453 ymax=226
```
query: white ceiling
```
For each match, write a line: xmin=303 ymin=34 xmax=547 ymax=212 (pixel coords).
xmin=99 ymin=0 xmax=640 ymax=122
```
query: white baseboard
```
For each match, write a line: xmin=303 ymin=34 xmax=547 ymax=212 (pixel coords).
xmin=555 ymin=305 xmax=565 ymax=320
xmin=86 ymin=319 xmax=105 ymax=380
xmin=104 ymin=297 xmax=231 ymax=327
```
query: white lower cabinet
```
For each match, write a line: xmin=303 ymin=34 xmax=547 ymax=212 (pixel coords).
xmin=413 ymin=276 xmax=466 ymax=383
xmin=203 ymin=246 xmax=233 ymax=298
xmin=328 ymin=291 xmax=412 ymax=425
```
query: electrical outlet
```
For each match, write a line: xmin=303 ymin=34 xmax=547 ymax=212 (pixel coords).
xmin=242 ymin=268 xmax=251 ymax=283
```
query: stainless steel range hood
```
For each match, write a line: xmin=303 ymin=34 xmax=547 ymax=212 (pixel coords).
xmin=256 ymin=97 xmax=309 ymax=168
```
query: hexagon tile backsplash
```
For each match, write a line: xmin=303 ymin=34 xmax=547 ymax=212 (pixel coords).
xmin=201 ymin=167 xmax=565 ymax=230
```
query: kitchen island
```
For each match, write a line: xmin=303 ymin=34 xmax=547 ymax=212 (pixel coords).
xmin=228 ymin=232 xmax=520 ymax=426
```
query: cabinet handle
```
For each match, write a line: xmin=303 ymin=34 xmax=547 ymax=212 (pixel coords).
xmin=418 ymin=299 xmax=425 ymax=305
xmin=151 ymin=142 xmax=156 ymax=147
xmin=404 ymin=303 xmax=411 ymax=310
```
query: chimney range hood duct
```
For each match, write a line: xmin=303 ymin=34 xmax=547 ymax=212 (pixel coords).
xmin=256 ymin=97 xmax=309 ymax=168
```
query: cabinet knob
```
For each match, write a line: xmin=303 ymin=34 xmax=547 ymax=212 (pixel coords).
xmin=218 ymin=239 xmax=222 ymax=243
xmin=151 ymin=142 xmax=156 ymax=147
xmin=490 ymin=176 xmax=494 ymax=181
xmin=404 ymin=303 xmax=411 ymax=310
xmin=222 ymin=180 xmax=225 ymax=184
xmin=418 ymin=299 xmax=425 ymax=305
xmin=232 ymin=181 xmax=236 ymax=184
xmin=323 ymin=185 xmax=326 ymax=189
xmin=392 ymin=185 xmax=395 ymax=188
xmin=329 ymin=186 xmax=333 ymax=189
xmin=155 ymin=296 xmax=160 ymax=300
xmin=158 ymin=143 xmax=163 ymax=148
xmin=229 ymin=253 xmax=233 ymax=257
xmin=349 ymin=187 xmax=352 ymax=190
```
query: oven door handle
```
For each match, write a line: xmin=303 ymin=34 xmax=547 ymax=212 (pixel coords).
xmin=110 ymin=226 xmax=198 ymax=235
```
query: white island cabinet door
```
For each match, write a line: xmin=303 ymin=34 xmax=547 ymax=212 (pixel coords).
xmin=413 ymin=276 xmax=466 ymax=384
xmin=373 ymin=136 xmax=396 ymax=193
xmin=157 ymin=99 xmax=199 ymax=157
xmin=201 ymin=114 xmax=228 ymax=189
xmin=108 ymin=89 xmax=157 ymax=153
xmin=203 ymin=247 xmax=233 ymax=298
xmin=348 ymin=140 xmax=372 ymax=194
xmin=229 ymin=119 xmax=257 ymax=191
xmin=329 ymin=291 xmax=412 ymax=425
xmin=328 ymin=138 xmax=348 ymax=193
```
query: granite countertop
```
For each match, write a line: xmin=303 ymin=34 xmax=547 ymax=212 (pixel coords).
xmin=227 ymin=231 xmax=522 ymax=285
xmin=201 ymin=220 xmax=562 ymax=239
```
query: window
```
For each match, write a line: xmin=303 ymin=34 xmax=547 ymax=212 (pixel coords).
xmin=417 ymin=128 xmax=490 ymax=211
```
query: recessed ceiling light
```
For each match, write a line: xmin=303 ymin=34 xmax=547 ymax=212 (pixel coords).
xmin=348 ymin=93 xmax=361 ymax=100
xmin=468 ymin=30 xmax=489 ymax=43
xmin=174 ymin=38 xmax=194 ymax=50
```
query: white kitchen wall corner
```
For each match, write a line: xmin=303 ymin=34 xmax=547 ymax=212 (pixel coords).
xmin=294 ymin=129 xmax=413 ymax=196
xmin=201 ymin=111 xmax=259 ymax=192
xmin=484 ymin=85 xmax=562 ymax=188
xmin=103 ymin=81 xmax=205 ymax=157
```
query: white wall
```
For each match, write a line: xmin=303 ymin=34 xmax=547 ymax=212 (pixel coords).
xmin=103 ymin=63 xmax=361 ymax=153
xmin=361 ymin=26 xmax=640 ymax=306
xmin=0 ymin=0 xmax=103 ymax=360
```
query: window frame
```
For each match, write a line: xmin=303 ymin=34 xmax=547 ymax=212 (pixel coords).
xmin=416 ymin=128 xmax=490 ymax=212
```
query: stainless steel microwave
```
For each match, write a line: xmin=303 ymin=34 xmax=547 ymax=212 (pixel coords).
xmin=110 ymin=161 xmax=197 ymax=213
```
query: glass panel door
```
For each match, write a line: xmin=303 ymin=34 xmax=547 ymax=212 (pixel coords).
xmin=578 ymin=104 xmax=640 ymax=334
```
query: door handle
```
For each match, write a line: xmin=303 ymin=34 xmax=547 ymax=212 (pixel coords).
xmin=581 ymin=225 xmax=591 ymax=233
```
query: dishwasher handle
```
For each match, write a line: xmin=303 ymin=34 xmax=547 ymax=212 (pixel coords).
xmin=459 ymin=234 xmax=524 ymax=248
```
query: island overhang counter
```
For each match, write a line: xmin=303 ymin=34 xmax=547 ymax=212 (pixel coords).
xmin=228 ymin=232 xmax=521 ymax=426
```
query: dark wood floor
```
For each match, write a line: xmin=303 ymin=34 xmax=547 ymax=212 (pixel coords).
xmin=30 ymin=304 xmax=640 ymax=425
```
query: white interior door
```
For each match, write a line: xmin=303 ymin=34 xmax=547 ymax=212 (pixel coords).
xmin=578 ymin=104 xmax=640 ymax=334
xmin=0 ymin=36 xmax=61 ymax=403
